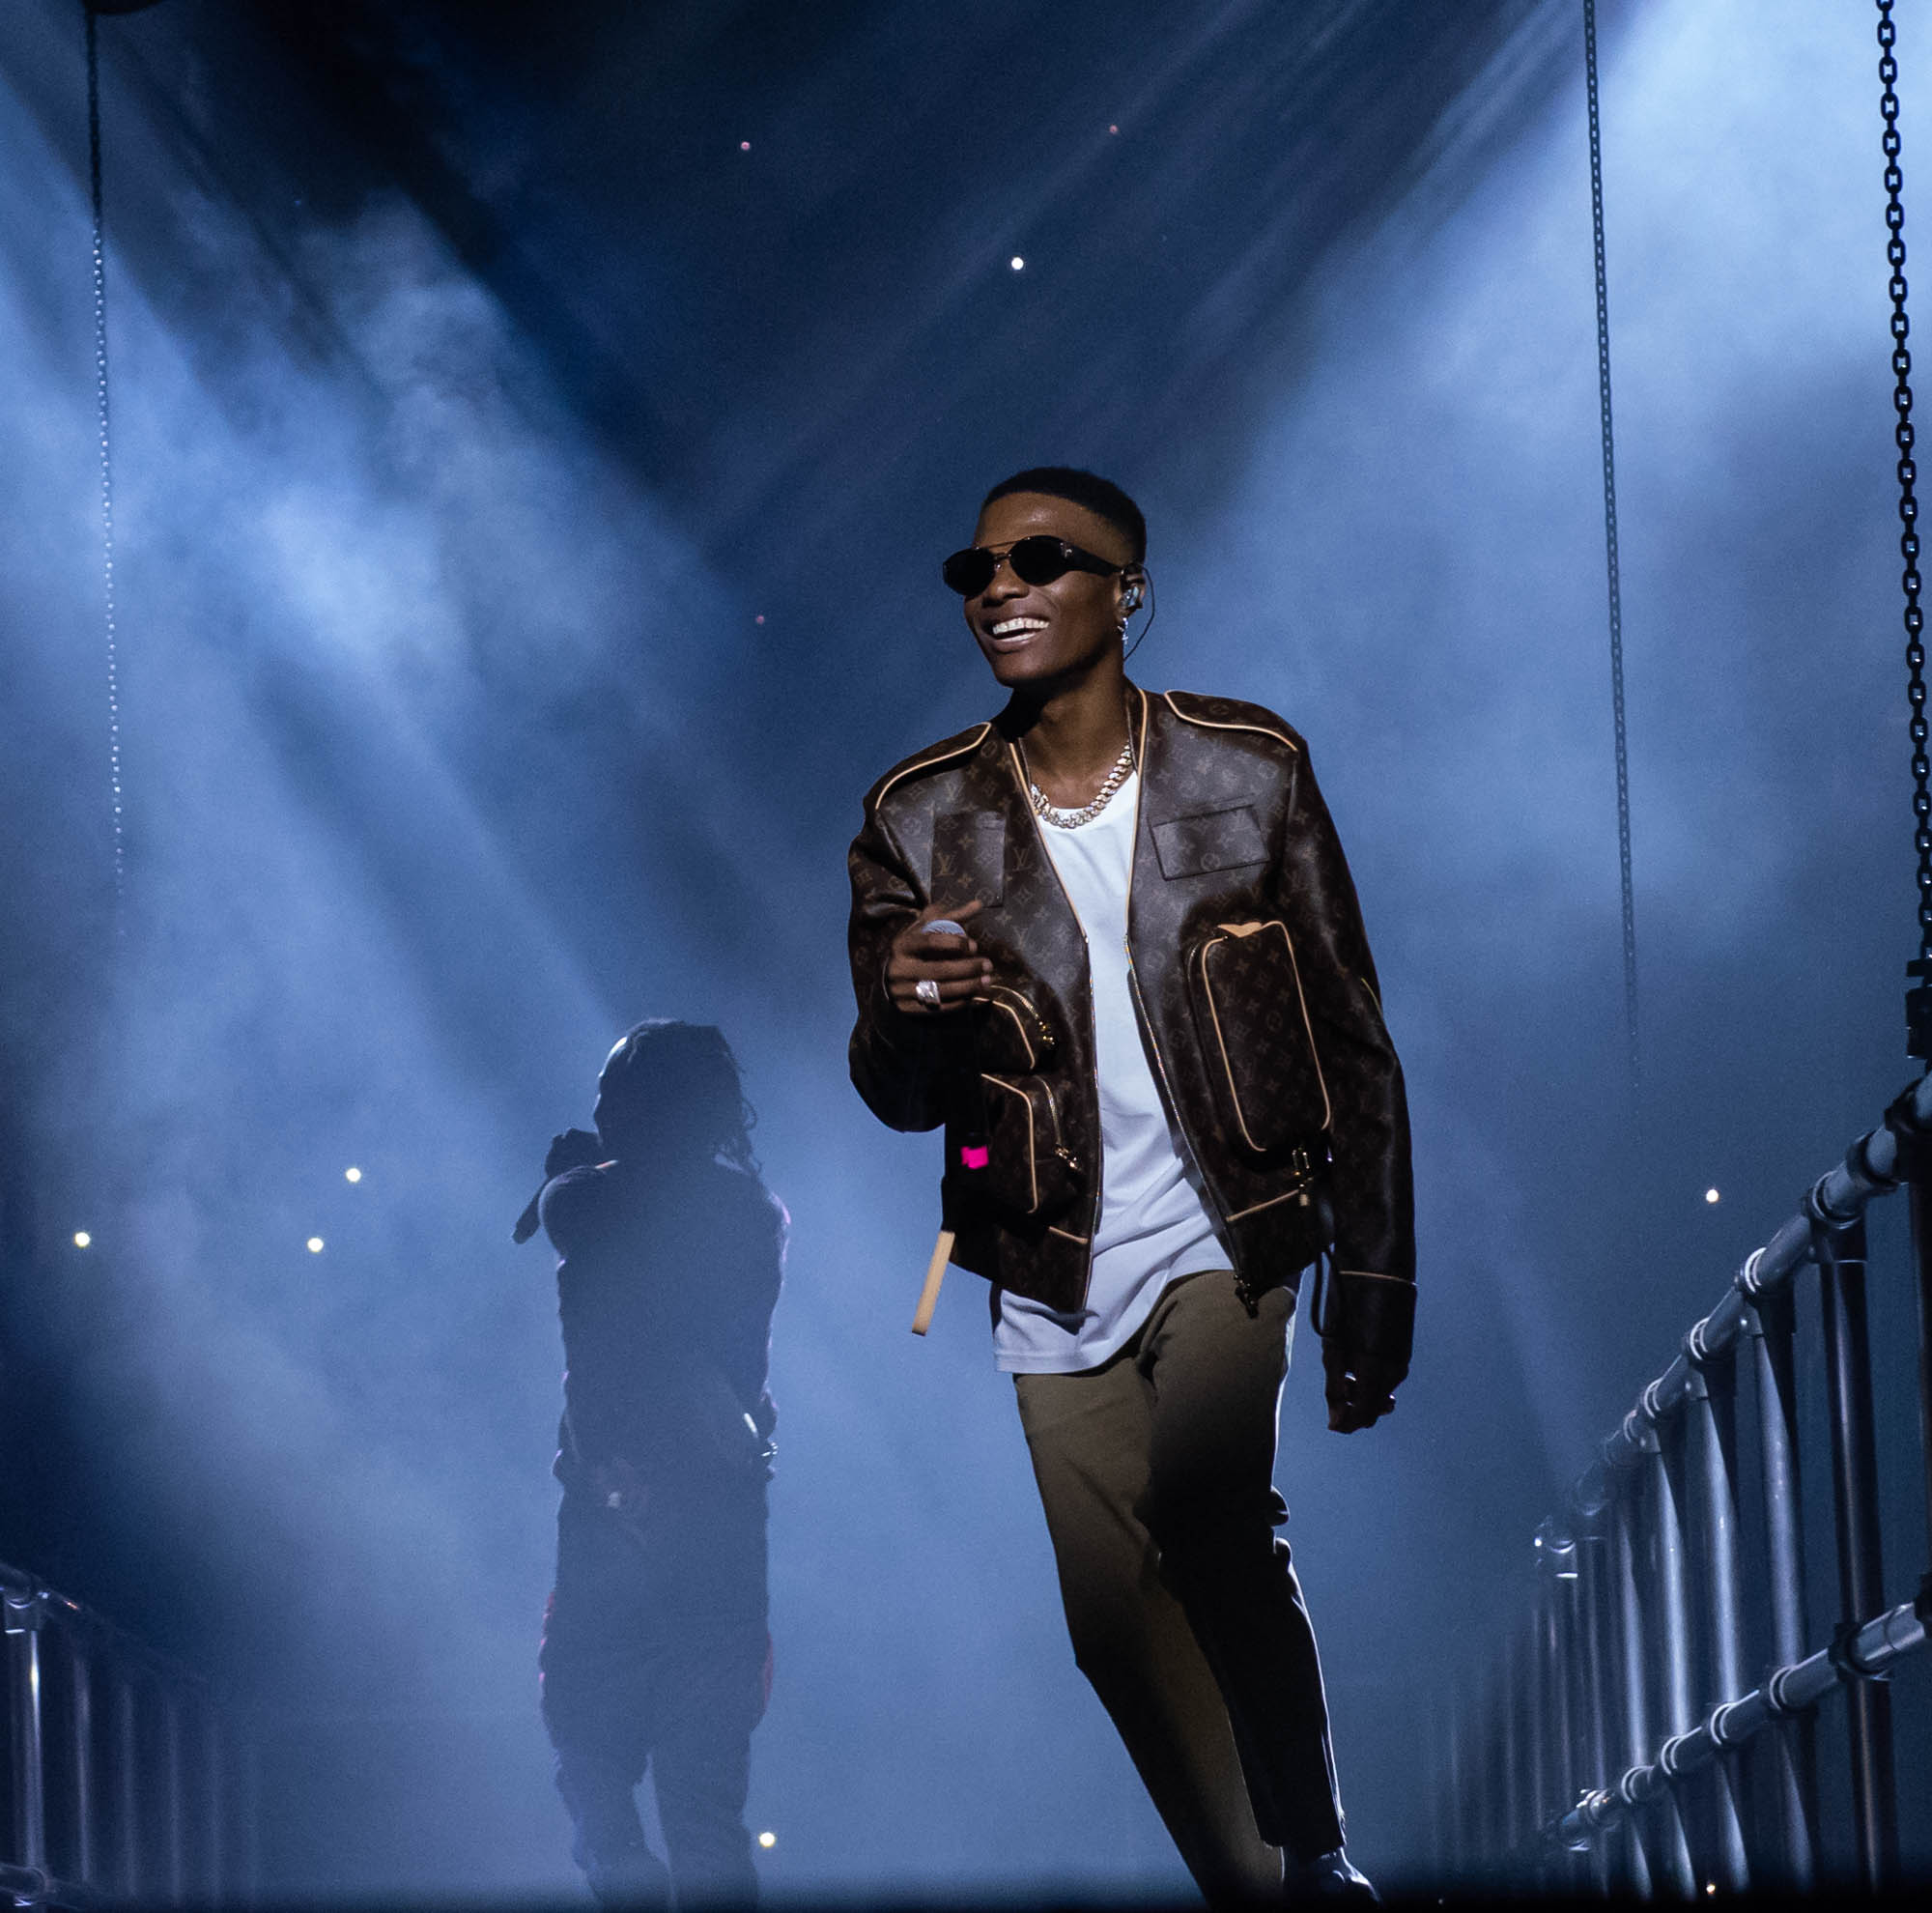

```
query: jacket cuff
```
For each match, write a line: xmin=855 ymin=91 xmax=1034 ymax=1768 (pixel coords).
xmin=866 ymin=999 xmax=952 ymax=1071
xmin=1321 ymin=1269 xmax=1415 ymax=1376
xmin=867 ymin=962 xmax=972 ymax=1065
xmin=865 ymin=955 xmax=929 ymax=1055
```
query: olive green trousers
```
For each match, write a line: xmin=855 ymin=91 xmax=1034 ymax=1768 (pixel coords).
xmin=1013 ymin=1268 xmax=1345 ymax=1902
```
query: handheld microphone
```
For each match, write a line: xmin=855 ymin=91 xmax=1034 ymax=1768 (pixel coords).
xmin=912 ymin=918 xmax=990 ymax=1333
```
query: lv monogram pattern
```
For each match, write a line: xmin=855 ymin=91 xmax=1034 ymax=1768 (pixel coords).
xmin=1188 ymin=923 xmax=1330 ymax=1157
xmin=931 ymin=810 xmax=1006 ymax=910
xmin=848 ymin=686 xmax=1414 ymax=1339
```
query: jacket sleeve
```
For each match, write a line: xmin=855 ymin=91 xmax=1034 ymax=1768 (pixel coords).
xmin=846 ymin=799 xmax=959 ymax=1133
xmin=1275 ymin=747 xmax=1417 ymax=1376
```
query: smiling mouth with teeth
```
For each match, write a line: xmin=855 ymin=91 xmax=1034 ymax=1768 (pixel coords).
xmin=988 ymin=616 xmax=1050 ymax=642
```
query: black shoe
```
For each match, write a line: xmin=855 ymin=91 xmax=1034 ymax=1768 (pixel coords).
xmin=575 ymin=1831 xmax=671 ymax=1909
xmin=1282 ymin=1846 xmax=1378 ymax=1903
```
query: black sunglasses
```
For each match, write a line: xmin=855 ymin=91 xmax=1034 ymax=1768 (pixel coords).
xmin=941 ymin=534 xmax=1123 ymax=599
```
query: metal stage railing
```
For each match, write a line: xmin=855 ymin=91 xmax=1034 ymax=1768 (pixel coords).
xmin=1435 ymin=1071 xmax=1932 ymax=1893
xmin=1 ymin=1561 xmax=248 ymax=1907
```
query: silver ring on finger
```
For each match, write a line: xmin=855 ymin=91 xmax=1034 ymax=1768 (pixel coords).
xmin=915 ymin=978 xmax=942 ymax=1012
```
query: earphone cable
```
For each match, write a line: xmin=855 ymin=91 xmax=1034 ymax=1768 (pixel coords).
xmin=1122 ymin=568 xmax=1155 ymax=663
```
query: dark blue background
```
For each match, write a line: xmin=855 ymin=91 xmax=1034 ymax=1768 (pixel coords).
xmin=1 ymin=0 xmax=1927 ymax=1896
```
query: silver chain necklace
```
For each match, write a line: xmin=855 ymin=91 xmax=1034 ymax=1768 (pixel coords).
xmin=1025 ymin=731 xmax=1136 ymax=830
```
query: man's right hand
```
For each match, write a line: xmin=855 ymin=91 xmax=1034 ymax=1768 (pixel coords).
xmin=1322 ymin=1339 xmax=1404 ymax=1434
xmin=543 ymin=1128 xmax=604 ymax=1180
xmin=887 ymin=899 xmax=994 ymax=1016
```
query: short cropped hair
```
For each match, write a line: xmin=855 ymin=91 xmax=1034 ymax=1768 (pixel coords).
xmin=981 ymin=466 xmax=1147 ymax=562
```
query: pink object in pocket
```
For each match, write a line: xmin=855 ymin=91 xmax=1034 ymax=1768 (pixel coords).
xmin=959 ymin=1144 xmax=989 ymax=1171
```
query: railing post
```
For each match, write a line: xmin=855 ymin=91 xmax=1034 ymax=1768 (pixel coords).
xmin=1534 ymin=1528 xmax=1577 ymax=1869
xmin=1497 ymin=1632 xmax=1520 ymax=1864
xmin=1461 ymin=1673 xmax=1487 ymax=1877
xmin=162 ymin=1687 xmax=185 ymax=1905
xmin=1647 ymin=1418 xmax=1700 ymax=1897
xmin=4 ymin=1585 xmax=48 ymax=1889
xmin=1435 ymin=1678 xmax=1461 ymax=1877
xmin=242 ymin=1715 xmax=263 ymax=1910
xmin=1492 ymin=1640 xmax=1518 ymax=1868
xmin=1575 ymin=1525 xmax=1615 ymax=1891
xmin=1539 ymin=1526 xmax=1592 ymax=1890
xmin=1814 ymin=1211 xmax=1900 ymax=1886
xmin=69 ymin=1629 xmax=96 ymax=1891
xmin=1476 ymin=1670 xmax=1507 ymax=1878
xmin=1459 ymin=1674 xmax=1479 ymax=1870
xmin=203 ymin=1696 xmax=225 ymax=1906
xmin=1684 ymin=1340 xmax=1749 ymax=1891
xmin=1745 ymin=1285 xmax=1817 ymax=1886
xmin=115 ymin=1670 xmax=140 ymax=1899
xmin=1525 ymin=1584 xmax=1552 ymax=1883
xmin=1609 ymin=1481 xmax=1655 ymax=1896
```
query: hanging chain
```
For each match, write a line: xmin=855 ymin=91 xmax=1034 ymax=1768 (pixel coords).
xmin=1881 ymin=4 xmax=1932 ymax=1060
xmin=1584 ymin=0 xmax=1640 ymax=1100
xmin=87 ymin=5 xmax=127 ymax=937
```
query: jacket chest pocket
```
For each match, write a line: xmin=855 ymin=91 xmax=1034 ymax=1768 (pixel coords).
xmin=1152 ymin=805 xmax=1267 ymax=878
xmin=979 ymin=1072 xmax=1082 ymax=1218
xmin=1186 ymin=920 xmax=1332 ymax=1158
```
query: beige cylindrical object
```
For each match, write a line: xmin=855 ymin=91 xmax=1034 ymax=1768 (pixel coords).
xmin=912 ymin=1229 xmax=954 ymax=1335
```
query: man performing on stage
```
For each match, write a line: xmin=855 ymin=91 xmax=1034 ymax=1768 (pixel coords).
xmin=846 ymin=468 xmax=1414 ymax=1903
xmin=520 ymin=1020 xmax=784 ymax=1908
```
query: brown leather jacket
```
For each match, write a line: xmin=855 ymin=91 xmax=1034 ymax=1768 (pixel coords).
xmin=846 ymin=684 xmax=1416 ymax=1374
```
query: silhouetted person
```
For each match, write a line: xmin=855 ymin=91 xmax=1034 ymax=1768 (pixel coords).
xmin=521 ymin=1021 xmax=783 ymax=1907
xmin=847 ymin=469 xmax=1414 ymax=1903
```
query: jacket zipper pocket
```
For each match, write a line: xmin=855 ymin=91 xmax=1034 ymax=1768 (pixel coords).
xmin=1189 ymin=920 xmax=1332 ymax=1156
xmin=981 ymin=983 xmax=1056 ymax=1072
xmin=980 ymin=1071 xmax=1082 ymax=1216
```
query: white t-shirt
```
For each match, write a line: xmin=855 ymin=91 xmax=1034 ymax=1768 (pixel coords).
xmin=993 ymin=772 xmax=1231 ymax=1373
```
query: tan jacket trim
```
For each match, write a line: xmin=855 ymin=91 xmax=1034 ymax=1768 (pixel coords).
xmin=1047 ymin=1224 xmax=1093 ymax=1245
xmin=980 ymin=1074 xmax=1037 ymax=1212
xmin=1161 ymin=691 xmax=1300 ymax=754
xmin=1336 ymin=1269 xmax=1413 ymax=1284
xmin=986 ymin=994 xmax=1040 ymax=1070
xmin=870 ymin=723 xmax=995 ymax=811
